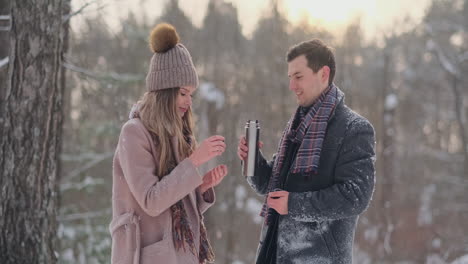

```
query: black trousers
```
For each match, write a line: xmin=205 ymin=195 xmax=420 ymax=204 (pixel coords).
xmin=256 ymin=212 xmax=279 ymax=264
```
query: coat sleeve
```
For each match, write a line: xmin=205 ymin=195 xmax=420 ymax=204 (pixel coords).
xmin=246 ymin=151 xmax=276 ymax=195
xmin=196 ymin=187 xmax=215 ymax=214
xmin=118 ymin=121 xmax=203 ymax=217
xmin=288 ymin=118 xmax=376 ymax=222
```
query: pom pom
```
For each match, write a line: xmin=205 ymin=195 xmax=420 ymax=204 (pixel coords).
xmin=149 ymin=23 xmax=180 ymax=53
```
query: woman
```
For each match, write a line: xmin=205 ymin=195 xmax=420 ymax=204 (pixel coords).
xmin=110 ymin=23 xmax=227 ymax=264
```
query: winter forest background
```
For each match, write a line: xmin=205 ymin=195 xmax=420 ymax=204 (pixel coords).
xmin=0 ymin=0 xmax=467 ymax=263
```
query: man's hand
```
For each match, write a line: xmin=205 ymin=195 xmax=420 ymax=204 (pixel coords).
xmin=267 ymin=190 xmax=289 ymax=215
xmin=237 ymin=136 xmax=263 ymax=161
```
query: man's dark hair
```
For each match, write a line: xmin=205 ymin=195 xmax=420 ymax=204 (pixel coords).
xmin=286 ymin=39 xmax=336 ymax=86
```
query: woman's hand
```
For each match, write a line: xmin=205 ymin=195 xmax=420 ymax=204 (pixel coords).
xmin=199 ymin=164 xmax=228 ymax=194
xmin=189 ymin=135 xmax=225 ymax=167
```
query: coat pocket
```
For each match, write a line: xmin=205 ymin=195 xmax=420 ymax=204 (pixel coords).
xmin=109 ymin=212 xmax=141 ymax=264
xmin=318 ymin=221 xmax=340 ymax=257
xmin=110 ymin=221 xmax=137 ymax=263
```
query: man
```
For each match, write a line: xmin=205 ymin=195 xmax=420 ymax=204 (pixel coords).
xmin=237 ymin=39 xmax=376 ymax=264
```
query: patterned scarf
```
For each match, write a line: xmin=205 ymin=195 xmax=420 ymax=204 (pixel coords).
xmin=170 ymin=194 xmax=214 ymax=264
xmin=129 ymin=105 xmax=215 ymax=264
xmin=260 ymin=84 xmax=340 ymax=224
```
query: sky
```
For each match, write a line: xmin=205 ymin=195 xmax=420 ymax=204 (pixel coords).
xmin=71 ymin=0 xmax=432 ymax=40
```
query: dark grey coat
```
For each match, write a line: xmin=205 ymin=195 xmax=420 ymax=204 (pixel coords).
xmin=247 ymin=90 xmax=376 ymax=264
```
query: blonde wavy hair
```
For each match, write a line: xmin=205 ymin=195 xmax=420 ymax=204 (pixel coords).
xmin=138 ymin=88 xmax=196 ymax=177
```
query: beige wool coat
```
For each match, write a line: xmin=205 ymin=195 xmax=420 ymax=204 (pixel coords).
xmin=110 ymin=118 xmax=215 ymax=264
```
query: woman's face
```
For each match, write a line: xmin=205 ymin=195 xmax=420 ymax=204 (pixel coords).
xmin=176 ymin=86 xmax=195 ymax=118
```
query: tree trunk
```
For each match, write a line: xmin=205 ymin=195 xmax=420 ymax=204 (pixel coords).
xmin=0 ymin=1 xmax=10 ymax=90
xmin=0 ymin=0 xmax=69 ymax=263
xmin=451 ymin=76 xmax=468 ymax=175
xmin=371 ymin=46 xmax=397 ymax=261
xmin=380 ymin=50 xmax=397 ymax=261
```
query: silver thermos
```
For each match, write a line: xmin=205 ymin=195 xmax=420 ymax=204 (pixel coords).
xmin=242 ymin=120 xmax=260 ymax=177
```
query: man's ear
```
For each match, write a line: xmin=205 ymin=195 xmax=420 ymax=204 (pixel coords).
xmin=321 ymin=66 xmax=330 ymax=85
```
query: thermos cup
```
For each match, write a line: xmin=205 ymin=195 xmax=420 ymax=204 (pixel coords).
xmin=242 ymin=120 xmax=260 ymax=177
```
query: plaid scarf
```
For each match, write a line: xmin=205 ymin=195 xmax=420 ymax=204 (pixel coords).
xmin=129 ymin=105 xmax=215 ymax=264
xmin=260 ymin=84 xmax=340 ymax=224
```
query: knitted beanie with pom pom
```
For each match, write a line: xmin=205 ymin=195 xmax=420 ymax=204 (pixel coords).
xmin=146 ymin=23 xmax=198 ymax=92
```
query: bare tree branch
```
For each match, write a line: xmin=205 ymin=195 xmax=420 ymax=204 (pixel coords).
xmin=62 ymin=1 xmax=94 ymax=22
xmin=459 ymin=51 xmax=468 ymax=63
xmin=62 ymin=151 xmax=114 ymax=180
xmin=61 ymin=151 xmax=112 ymax=162
xmin=425 ymin=24 xmax=461 ymax=79
xmin=425 ymin=26 xmax=468 ymax=174
xmin=426 ymin=39 xmax=460 ymax=78
xmin=63 ymin=61 xmax=145 ymax=82
xmin=62 ymin=0 xmax=107 ymax=22
xmin=0 ymin=15 xmax=11 ymax=31
xmin=0 ymin=57 xmax=8 ymax=69
xmin=58 ymin=209 xmax=111 ymax=222
xmin=60 ymin=176 xmax=104 ymax=192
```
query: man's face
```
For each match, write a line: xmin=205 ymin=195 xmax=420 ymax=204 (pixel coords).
xmin=287 ymin=55 xmax=329 ymax=107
